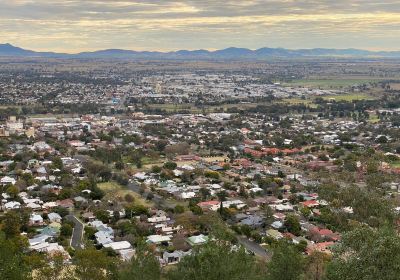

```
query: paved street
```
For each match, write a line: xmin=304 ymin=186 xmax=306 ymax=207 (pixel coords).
xmin=66 ymin=215 xmax=84 ymax=249
xmin=237 ymin=236 xmax=271 ymax=260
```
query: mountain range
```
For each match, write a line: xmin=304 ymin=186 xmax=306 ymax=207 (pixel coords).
xmin=1 ymin=43 xmax=400 ymax=59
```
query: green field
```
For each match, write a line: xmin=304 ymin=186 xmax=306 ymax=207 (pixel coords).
xmin=321 ymin=93 xmax=377 ymax=101
xmin=97 ymin=181 xmax=153 ymax=207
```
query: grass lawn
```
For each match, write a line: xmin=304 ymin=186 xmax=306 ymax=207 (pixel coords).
xmin=390 ymin=162 xmax=400 ymax=168
xmin=97 ymin=181 xmax=153 ymax=207
xmin=368 ymin=114 xmax=380 ymax=123
xmin=321 ymin=93 xmax=377 ymax=101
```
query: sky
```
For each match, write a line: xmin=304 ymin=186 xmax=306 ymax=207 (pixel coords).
xmin=1 ymin=0 xmax=400 ymax=53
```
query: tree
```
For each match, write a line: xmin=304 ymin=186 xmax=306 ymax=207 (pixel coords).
xmin=216 ymin=190 xmax=227 ymax=215
xmin=326 ymin=226 xmax=400 ymax=280
xmin=166 ymin=242 xmax=263 ymax=280
xmin=33 ymin=252 xmax=74 ymax=280
xmin=164 ymin=161 xmax=177 ymax=170
xmin=52 ymin=156 xmax=64 ymax=170
xmin=267 ymin=241 xmax=304 ymax=280
xmin=60 ymin=223 xmax=73 ymax=237
xmin=284 ymin=214 xmax=301 ymax=236
xmin=174 ymin=205 xmax=185 ymax=214
xmin=73 ymin=248 xmax=117 ymax=280
xmin=0 ymin=232 xmax=29 ymax=280
xmin=115 ymin=161 xmax=124 ymax=170
xmin=119 ymin=249 xmax=161 ymax=280
xmin=305 ymin=251 xmax=331 ymax=280
xmin=151 ymin=165 xmax=162 ymax=173
xmin=2 ymin=211 xmax=21 ymax=238
xmin=94 ymin=209 xmax=110 ymax=224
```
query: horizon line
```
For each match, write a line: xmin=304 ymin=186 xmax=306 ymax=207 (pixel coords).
xmin=2 ymin=43 xmax=400 ymax=55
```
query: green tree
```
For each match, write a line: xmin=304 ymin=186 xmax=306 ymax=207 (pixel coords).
xmin=2 ymin=211 xmax=21 ymax=238
xmin=60 ymin=223 xmax=73 ymax=237
xmin=0 ymin=232 xmax=29 ymax=280
xmin=304 ymin=251 xmax=330 ymax=280
xmin=119 ymin=249 xmax=161 ymax=280
xmin=326 ymin=226 xmax=400 ymax=280
xmin=166 ymin=242 xmax=263 ymax=280
xmin=33 ymin=252 xmax=74 ymax=280
xmin=267 ymin=241 xmax=304 ymax=280
xmin=284 ymin=214 xmax=301 ymax=236
xmin=174 ymin=205 xmax=185 ymax=214
xmin=73 ymin=248 xmax=117 ymax=280
xmin=164 ymin=161 xmax=177 ymax=170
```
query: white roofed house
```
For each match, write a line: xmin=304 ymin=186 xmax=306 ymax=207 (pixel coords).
xmin=180 ymin=191 xmax=196 ymax=200
xmin=1 ymin=176 xmax=16 ymax=185
xmin=26 ymin=201 xmax=42 ymax=210
xmin=48 ymin=212 xmax=62 ymax=223
xmin=95 ymin=231 xmax=114 ymax=246
xmin=89 ymin=220 xmax=115 ymax=246
xmin=32 ymin=141 xmax=53 ymax=153
xmin=146 ymin=235 xmax=172 ymax=244
xmin=148 ymin=211 xmax=170 ymax=223
xmin=3 ymin=201 xmax=21 ymax=210
xmin=161 ymin=250 xmax=191 ymax=266
xmin=103 ymin=241 xmax=135 ymax=261
xmin=29 ymin=214 xmax=44 ymax=226
xmin=187 ymin=234 xmax=209 ymax=246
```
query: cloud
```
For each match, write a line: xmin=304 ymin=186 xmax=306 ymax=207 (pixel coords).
xmin=1 ymin=0 xmax=400 ymax=52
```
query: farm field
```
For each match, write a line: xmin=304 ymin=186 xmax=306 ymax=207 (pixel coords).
xmin=284 ymin=77 xmax=393 ymax=89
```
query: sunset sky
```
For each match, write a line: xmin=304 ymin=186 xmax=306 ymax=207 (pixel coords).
xmin=1 ymin=0 xmax=400 ymax=53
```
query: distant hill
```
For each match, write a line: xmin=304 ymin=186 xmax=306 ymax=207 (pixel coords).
xmin=1 ymin=43 xmax=400 ymax=59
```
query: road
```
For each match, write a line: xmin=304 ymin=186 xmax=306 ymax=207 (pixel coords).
xmin=66 ymin=215 xmax=84 ymax=249
xmin=237 ymin=236 xmax=272 ymax=260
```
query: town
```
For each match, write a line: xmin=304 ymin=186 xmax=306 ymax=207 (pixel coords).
xmin=0 ymin=58 xmax=400 ymax=280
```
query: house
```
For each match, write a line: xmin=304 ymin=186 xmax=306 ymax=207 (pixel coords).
xmin=240 ymin=215 xmax=264 ymax=228
xmin=307 ymin=242 xmax=335 ymax=255
xmin=4 ymin=201 xmax=21 ymax=210
xmin=82 ymin=212 xmax=96 ymax=222
xmin=104 ymin=241 xmax=135 ymax=261
xmin=197 ymin=200 xmax=220 ymax=210
xmin=48 ymin=212 xmax=62 ymax=223
xmin=103 ymin=240 xmax=131 ymax=250
xmin=161 ymin=250 xmax=191 ymax=265
xmin=271 ymin=221 xmax=283 ymax=229
xmin=56 ymin=199 xmax=74 ymax=209
xmin=89 ymin=220 xmax=114 ymax=236
xmin=308 ymin=227 xmax=341 ymax=242
xmin=266 ymin=229 xmax=283 ymax=240
xmin=30 ymin=242 xmax=70 ymax=260
xmin=180 ymin=191 xmax=196 ymax=199
xmin=95 ymin=231 xmax=113 ymax=245
xmin=187 ymin=234 xmax=209 ymax=246
xmin=1 ymin=176 xmax=16 ymax=185
xmin=273 ymin=213 xmax=286 ymax=220
xmin=29 ymin=214 xmax=44 ymax=226
xmin=301 ymin=200 xmax=320 ymax=208
xmin=148 ymin=215 xmax=170 ymax=223
xmin=146 ymin=235 xmax=172 ymax=244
